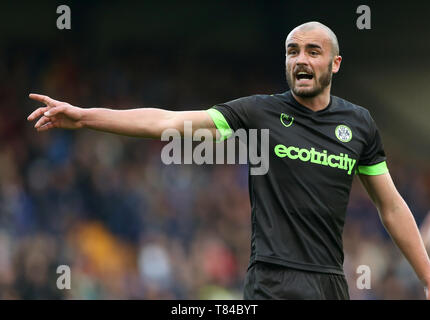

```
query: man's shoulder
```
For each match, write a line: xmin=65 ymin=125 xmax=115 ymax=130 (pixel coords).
xmin=242 ymin=93 xmax=279 ymax=102
xmin=331 ymin=95 xmax=372 ymax=118
xmin=221 ymin=93 xmax=273 ymax=105
xmin=219 ymin=93 xmax=282 ymax=110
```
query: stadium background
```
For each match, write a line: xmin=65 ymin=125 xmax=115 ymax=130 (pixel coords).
xmin=0 ymin=0 xmax=429 ymax=299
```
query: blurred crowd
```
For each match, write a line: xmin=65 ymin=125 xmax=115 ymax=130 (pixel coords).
xmin=0 ymin=44 xmax=429 ymax=300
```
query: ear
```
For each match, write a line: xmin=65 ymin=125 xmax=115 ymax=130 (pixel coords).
xmin=332 ymin=55 xmax=342 ymax=74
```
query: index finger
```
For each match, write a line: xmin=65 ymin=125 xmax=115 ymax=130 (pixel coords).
xmin=28 ymin=93 xmax=57 ymax=106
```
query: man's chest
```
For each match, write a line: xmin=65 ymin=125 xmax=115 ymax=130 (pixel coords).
xmin=256 ymin=106 xmax=368 ymax=177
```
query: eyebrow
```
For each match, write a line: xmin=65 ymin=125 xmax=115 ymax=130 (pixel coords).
xmin=287 ymin=43 xmax=323 ymax=50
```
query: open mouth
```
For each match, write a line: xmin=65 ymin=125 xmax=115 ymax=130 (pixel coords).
xmin=295 ymin=71 xmax=314 ymax=81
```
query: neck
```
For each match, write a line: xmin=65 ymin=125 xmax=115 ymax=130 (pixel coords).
xmin=292 ymin=86 xmax=331 ymax=112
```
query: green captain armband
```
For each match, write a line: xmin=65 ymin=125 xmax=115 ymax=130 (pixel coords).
xmin=206 ymin=108 xmax=233 ymax=142
xmin=355 ymin=161 xmax=388 ymax=175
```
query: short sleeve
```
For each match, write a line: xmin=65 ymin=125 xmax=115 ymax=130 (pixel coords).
xmin=356 ymin=112 xmax=388 ymax=175
xmin=206 ymin=95 xmax=260 ymax=141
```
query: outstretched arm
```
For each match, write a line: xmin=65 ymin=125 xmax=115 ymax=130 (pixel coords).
xmin=359 ymin=172 xmax=430 ymax=299
xmin=27 ymin=93 xmax=217 ymax=139
xmin=420 ymin=212 xmax=430 ymax=253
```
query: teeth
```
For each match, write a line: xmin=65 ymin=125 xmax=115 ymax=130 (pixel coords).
xmin=297 ymin=72 xmax=310 ymax=75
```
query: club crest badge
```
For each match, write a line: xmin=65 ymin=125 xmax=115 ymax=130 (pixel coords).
xmin=335 ymin=125 xmax=352 ymax=143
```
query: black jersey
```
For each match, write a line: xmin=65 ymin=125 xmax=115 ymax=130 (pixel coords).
xmin=207 ymin=90 xmax=388 ymax=275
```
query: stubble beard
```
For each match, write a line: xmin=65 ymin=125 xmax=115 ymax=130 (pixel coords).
xmin=286 ymin=62 xmax=333 ymax=98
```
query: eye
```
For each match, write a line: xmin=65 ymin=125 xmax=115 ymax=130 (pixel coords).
xmin=310 ymin=51 xmax=319 ymax=56
xmin=288 ymin=50 xmax=298 ymax=55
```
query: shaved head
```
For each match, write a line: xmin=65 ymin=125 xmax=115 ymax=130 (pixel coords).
xmin=287 ymin=21 xmax=339 ymax=57
xmin=284 ymin=21 xmax=343 ymax=99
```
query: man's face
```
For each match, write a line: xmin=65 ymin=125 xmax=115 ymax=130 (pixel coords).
xmin=285 ymin=28 xmax=340 ymax=98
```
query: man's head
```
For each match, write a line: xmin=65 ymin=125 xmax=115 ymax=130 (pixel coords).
xmin=285 ymin=22 xmax=342 ymax=98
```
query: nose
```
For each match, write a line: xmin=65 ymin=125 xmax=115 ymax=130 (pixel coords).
xmin=295 ymin=50 xmax=309 ymax=65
